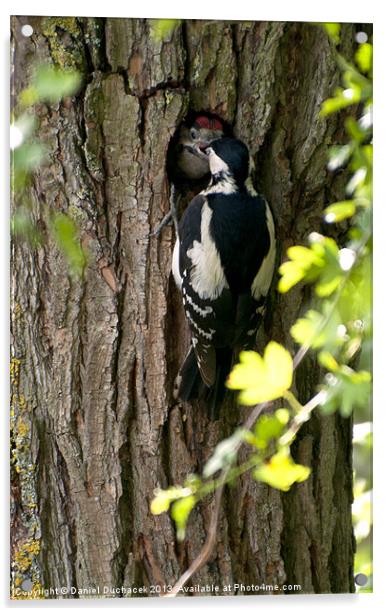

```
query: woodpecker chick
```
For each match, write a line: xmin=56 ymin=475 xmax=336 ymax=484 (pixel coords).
xmin=153 ymin=113 xmax=227 ymax=237
xmin=172 ymin=137 xmax=276 ymax=420
xmin=173 ymin=115 xmax=225 ymax=181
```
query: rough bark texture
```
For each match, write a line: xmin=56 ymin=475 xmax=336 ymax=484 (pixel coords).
xmin=11 ymin=16 xmax=355 ymax=597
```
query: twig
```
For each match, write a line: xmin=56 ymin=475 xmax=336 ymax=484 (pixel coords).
xmin=163 ymin=382 xmax=324 ymax=597
xmin=164 ymin=466 xmax=229 ymax=597
xmin=163 ymin=393 xmax=280 ymax=598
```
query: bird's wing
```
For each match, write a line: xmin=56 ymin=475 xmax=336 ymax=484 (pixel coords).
xmin=233 ymin=293 xmax=266 ymax=349
xmin=249 ymin=200 xmax=276 ymax=302
xmin=234 ymin=200 xmax=276 ymax=348
xmin=178 ymin=194 xmax=235 ymax=387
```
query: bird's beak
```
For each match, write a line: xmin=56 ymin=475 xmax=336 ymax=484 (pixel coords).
xmin=196 ymin=142 xmax=211 ymax=160
xmin=182 ymin=142 xmax=211 ymax=161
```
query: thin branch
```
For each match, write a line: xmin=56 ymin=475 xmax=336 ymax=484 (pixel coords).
xmin=279 ymin=390 xmax=328 ymax=447
xmin=164 ymin=466 xmax=228 ymax=597
xmin=163 ymin=384 xmax=323 ymax=597
xmin=163 ymin=332 xmax=315 ymax=598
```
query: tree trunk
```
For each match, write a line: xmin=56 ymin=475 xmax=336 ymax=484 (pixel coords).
xmin=11 ymin=16 xmax=355 ymax=597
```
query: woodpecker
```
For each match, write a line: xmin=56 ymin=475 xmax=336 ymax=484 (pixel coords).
xmin=170 ymin=113 xmax=226 ymax=183
xmin=153 ymin=114 xmax=228 ymax=237
xmin=172 ymin=137 xmax=276 ymax=419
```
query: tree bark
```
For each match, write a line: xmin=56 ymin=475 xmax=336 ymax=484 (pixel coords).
xmin=11 ymin=16 xmax=355 ymax=597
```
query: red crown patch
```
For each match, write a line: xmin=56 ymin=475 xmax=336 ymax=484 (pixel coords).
xmin=194 ymin=116 xmax=223 ymax=131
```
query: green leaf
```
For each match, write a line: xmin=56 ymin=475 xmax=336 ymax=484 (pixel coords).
xmin=150 ymin=19 xmax=181 ymax=41
xmin=313 ymin=237 xmax=343 ymax=297
xmin=10 ymin=114 xmax=37 ymax=148
xmin=315 ymin=267 xmax=342 ymax=297
xmin=346 ymin=168 xmax=367 ymax=196
xmin=275 ymin=408 xmax=290 ymax=424
xmin=321 ymin=367 xmax=372 ymax=417
xmin=321 ymin=87 xmax=360 ymax=116
xmin=12 ymin=142 xmax=47 ymax=191
xmin=288 ymin=245 xmax=324 ymax=266
xmin=322 ymin=23 xmax=341 ymax=44
xmin=253 ymin=449 xmax=310 ymax=491
xmin=150 ymin=490 xmax=174 ymax=515
xmin=327 ymin=145 xmax=352 ymax=171
xmin=277 ymin=259 xmax=306 ymax=292
xmin=345 ymin=117 xmax=367 ymax=143
xmin=253 ymin=409 xmax=289 ymax=450
xmin=150 ymin=486 xmax=194 ymax=515
xmin=291 ymin=303 xmax=348 ymax=354
xmin=31 ymin=65 xmax=81 ymax=103
xmin=318 ymin=351 xmax=339 ymax=371
xmin=203 ymin=429 xmax=246 ymax=478
xmin=324 ymin=201 xmax=356 ymax=223
xmin=279 ymin=236 xmax=342 ymax=297
xmin=360 ymin=104 xmax=373 ymax=132
xmin=278 ymin=244 xmax=325 ymax=293
xmin=12 ymin=142 xmax=46 ymax=172
xmin=291 ymin=310 xmax=326 ymax=349
xmin=336 ymin=53 xmax=372 ymax=103
xmin=51 ymin=213 xmax=86 ymax=278
xmin=355 ymin=43 xmax=372 ymax=74
xmin=20 ymin=87 xmax=39 ymax=107
xmin=11 ymin=208 xmax=42 ymax=246
xmin=171 ymin=495 xmax=196 ymax=541
xmin=227 ymin=343 xmax=293 ymax=405
xmin=338 ymin=255 xmax=371 ymax=326
xmin=184 ymin=474 xmax=202 ymax=491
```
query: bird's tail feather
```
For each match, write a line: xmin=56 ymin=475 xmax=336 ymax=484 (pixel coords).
xmin=206 ymin=348 xmax=233 ymax=420
xmin=177 ymin=348 xmax=206 ymax=401
xmin=177 ymin=347 xmax=233 ymax=421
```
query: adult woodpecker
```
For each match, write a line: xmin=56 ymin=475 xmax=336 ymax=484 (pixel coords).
xmin=172 ymin=137 xmax=276 ymax=419
xmin=153 ymin=114 xmax=228 ymax=236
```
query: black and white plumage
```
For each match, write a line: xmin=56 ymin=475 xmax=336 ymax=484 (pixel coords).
xmin=172 ymin=137 xmax=276 ymax=419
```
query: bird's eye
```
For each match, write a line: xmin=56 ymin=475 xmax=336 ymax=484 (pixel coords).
xmin=190 ymin=128 xmax=198 ymax=140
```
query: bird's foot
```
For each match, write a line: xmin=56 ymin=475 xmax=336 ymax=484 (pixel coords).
xmin=150 ymin=211 xmax=173 ymax=237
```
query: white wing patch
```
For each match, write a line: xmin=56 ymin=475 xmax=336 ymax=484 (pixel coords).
xmin=251 ymin=201 xmax=276 ymax=300
xmin=187 ymin=202 xmax=229 ymax=300
xmin=172 ymin=238 xmax=182 ymax=289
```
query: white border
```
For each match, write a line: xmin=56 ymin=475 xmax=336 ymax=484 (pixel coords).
xmin=2 ymin=1 xmax=388 ymax=614
xmin=0 ymin=0 xmax=379 ymax=20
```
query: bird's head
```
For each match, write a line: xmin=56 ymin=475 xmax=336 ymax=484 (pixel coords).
xmin=206 ymin=137 xmax=250 ymax=187
xmin=180 ymin=115 xmax=224 ymax=162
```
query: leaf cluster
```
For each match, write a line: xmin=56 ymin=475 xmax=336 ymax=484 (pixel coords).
xmin=11 ymin=65 xmax=85 ymax=279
